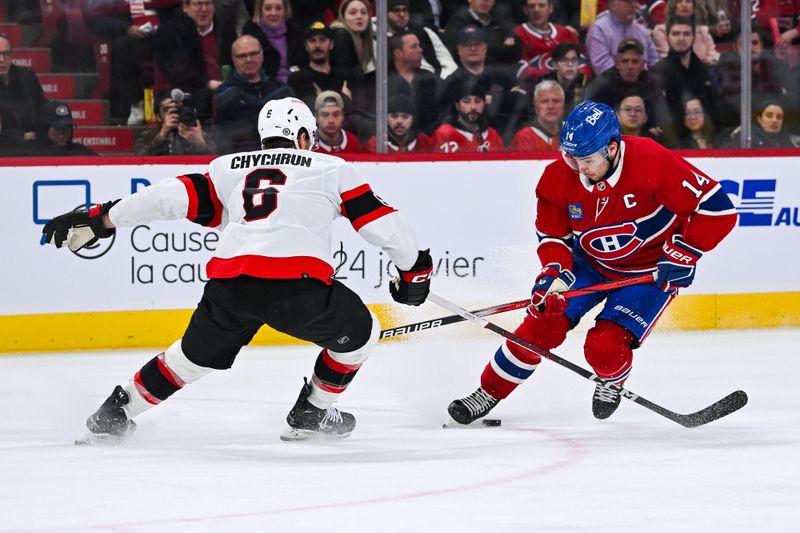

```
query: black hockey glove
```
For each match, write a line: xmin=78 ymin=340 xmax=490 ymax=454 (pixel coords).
xmin=42 ymin=200 xmax=119 ymax=252
xmin=390 ymin=249 xmax=433 ymax=306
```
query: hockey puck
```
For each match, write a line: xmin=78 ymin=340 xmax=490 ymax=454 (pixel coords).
xmin=482 ymin=418 xmax=502 ymax=427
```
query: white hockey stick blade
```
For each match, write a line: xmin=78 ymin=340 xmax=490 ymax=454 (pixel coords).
xmin=66 ymin=226 xmax=97 ymax=252
xmin=442 ymin=417 xmax=501 ymax=429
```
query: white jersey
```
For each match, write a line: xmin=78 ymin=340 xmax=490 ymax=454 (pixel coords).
xmin=108 ymin=149 xmax=420 ymax=283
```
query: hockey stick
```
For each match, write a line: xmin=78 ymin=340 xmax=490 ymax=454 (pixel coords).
xmin=379 ymin=274 xmax=655 ymax=340
xmin=427 ymin=292 xmax=748 ymax=428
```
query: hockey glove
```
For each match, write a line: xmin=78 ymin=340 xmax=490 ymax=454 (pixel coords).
xmin=655 ymin=236 xmax=703 ymax=292
xmin=390 ymin=249 xmax=433 ymax=306
xmin=42 ymin=200 xmax=119 ymax=252
xmin=531 ymin=263 xmax=576 ymax=315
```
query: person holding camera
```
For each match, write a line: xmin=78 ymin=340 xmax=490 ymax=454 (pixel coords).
xmin=135 ymin=89 xmax=217 ymax=156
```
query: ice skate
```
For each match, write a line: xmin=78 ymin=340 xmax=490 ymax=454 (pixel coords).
xmin=592 ymin=382 xmax=622 ymax=420
xmin=75 ymin=385 xmax=137 ymax=445
xmin=280 ymin=378 xmax=356 ymax=441
xmin=446 ymin=387 xmax=499 ymax=425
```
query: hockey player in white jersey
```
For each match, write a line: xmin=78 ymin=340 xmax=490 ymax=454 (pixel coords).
xmin=42 ymin=97 xmax=433 ymax=443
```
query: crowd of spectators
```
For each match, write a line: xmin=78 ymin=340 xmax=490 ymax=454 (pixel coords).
xmin=1 ymin=0 xmax=800 ymax=157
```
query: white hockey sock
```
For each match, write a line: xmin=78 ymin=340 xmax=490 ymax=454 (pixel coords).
xmin=122 ymin=381 xmax=156 ymax=419
xmin=308 ymin=379 xmax=339 ymax=410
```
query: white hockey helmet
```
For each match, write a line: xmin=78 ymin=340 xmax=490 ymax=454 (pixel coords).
xmin=257 ymin=97 xmax=318 ymax=149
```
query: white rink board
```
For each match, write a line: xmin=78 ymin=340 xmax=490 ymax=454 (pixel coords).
xmin=3 ymin=155 xmax=800 ymax=316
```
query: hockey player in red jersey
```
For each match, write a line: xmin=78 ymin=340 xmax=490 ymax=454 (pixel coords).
xmin=43 ymin=97 xmax=432 ymax=443
xmin=447 ymin=101 xmax=737 ymax=424
xmin=431 ymin=84 xmax=504 ymax=153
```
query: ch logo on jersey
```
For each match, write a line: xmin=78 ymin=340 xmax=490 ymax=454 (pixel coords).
xmin=578 ymin=207 xmax=676 ymax=262
xmin=579 ymin=222 xmax=643 ymax=260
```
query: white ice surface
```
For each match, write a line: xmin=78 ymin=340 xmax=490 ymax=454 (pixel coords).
xmin=1 ymin=328 xmax=798 ymax=533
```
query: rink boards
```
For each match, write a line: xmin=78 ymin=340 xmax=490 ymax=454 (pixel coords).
xmin=2 ymin=152 xmax=799 ymax=352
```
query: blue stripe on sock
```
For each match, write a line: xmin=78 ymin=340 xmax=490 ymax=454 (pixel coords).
xmin=493 ymin=346 xmax=536 ymax=380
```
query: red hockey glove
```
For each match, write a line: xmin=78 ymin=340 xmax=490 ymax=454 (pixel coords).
xmin=43 ymin=200 xmax=119 ymax=252
xmin=655 ymin=236 xmax=703 ymax=292
xmin=531 ymin=263 xmax=575 ymax=315
xmin=390 ymin=249 xmax=433 ymax=306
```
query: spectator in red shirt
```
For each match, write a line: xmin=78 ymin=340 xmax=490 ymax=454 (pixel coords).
xmin=314 ymin=90 xmax=362 ymax=154
xmin=364 ymin=94 xmax=433 ymax=152
xmin=510 ymin=79 xmax=565 ymax=151
xmin=514 ymin=0 xmax=580 ymax=69
xmin=431 ymin=82 xmax=504 ymax=152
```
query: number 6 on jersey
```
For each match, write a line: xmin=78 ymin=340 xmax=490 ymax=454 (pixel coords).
xmin=243 ymin=168 xmax=287 ymax=221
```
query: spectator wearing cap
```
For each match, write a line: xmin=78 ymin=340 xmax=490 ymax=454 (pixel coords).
xmin=510 ymin=79 xmax=564 ymax=151
xmin=154 ymin=0 xmax=237 ymax=123
xmin=431 ymin=83 xmax=504 ymax=152
xmin=136 ymin=89 xmax=217 ymax=155
xmin=651 ymin=0 xmax=718 ymax=64
xmin=585 ymin=0 xmax=660 ymax=74
xmin=23 ymin=101 xmax=97 ymax=157
xmin=364 ymin=94 xmax=433 ymax=152
xmin=388 ymin=31 xmax=441 ymax=136
xmin=650 ymin=16 xmax=732 ymax=136
xmin=214 ymin=35 xmax=294 ymax=153
xmin=241 ymin=0 xmax=305 ymax=83
xmin=443 ymin=0 xmax=521 ymax=68
xmin=513 ymin=0 xmax=579 ymax=66
xmin=537 ymin=41 xmax=589 ymax=114
xmin=585 ymin=38 xmax=665 ymax=123
xmin=314 ymin=91 xmax=362 ymax=154
xmin=288 ymin=21 xmax=360 ymax=111
xmin=387 ymin=0 xmax=457 ymax=79
xmin=0 ymin=36 xmax=46 ymax=143
xmin=439 ymin=24 xmax=528 ymax=142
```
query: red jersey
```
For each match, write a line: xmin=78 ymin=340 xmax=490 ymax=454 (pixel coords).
xmin=510 ymin=125 xmax=560 ymax=152
xmin=315 ymin=130 xmax=362 ymax=154
xmin=363 ymin=133 xmax=433 ymax=153
xmin=431 ymin=124 xmax=504 ymax=153
xmin=535 ymin=136 xmax=737 ymax=279
xmin=513 ymin=22 xmax=580 ymax=62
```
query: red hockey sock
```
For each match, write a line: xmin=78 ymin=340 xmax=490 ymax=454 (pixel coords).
xmin=480 ymin=312 xmax=569 ymax=399
xmin=584 ymin=320 xmax=635 ymax=382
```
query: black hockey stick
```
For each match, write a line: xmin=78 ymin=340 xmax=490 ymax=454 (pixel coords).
xmin=427 ymin=292 xmax=748 ymax=428
xmin=379 ymin=274 xmax=655 ymax=340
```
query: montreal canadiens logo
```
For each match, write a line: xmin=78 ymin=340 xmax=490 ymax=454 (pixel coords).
xmin=579 ymin=222 xmax=643 ymax=261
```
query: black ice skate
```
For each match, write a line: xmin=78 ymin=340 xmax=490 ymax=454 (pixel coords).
xmin=592 ymin=382 xmax=622 ymax=420
xmin=447 ymin=387 xmax=499 ymax=425
xmin=281 ymin=378 xmax=356 ymax=441
xmin=75 ymin=385 xmax=137 ymax=445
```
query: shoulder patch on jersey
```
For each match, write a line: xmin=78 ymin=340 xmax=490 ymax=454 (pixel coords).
xmin=568 ymin=203 xmax=583 ymax=220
